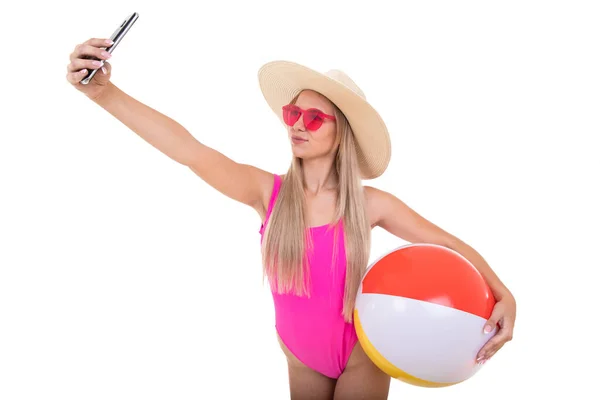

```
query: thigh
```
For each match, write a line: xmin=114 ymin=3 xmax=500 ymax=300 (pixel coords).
xmin=333 ymin=341 xmax=391 ymax=400
xmin=277 ymin=333 xmax=336 ymax=400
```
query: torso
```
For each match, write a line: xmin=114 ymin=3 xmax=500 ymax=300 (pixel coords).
xmin=257 ymin=173 xmax=384 ymax=378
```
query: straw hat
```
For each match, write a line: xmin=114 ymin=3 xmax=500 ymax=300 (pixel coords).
xmin=257 ymin=60 xmax=391 ymax=180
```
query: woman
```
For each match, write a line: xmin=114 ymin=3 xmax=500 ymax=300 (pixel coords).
xmin=66 ymin=37 xmax=516 ymax=399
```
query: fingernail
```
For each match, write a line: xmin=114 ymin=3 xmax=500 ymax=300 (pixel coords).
xmin=105 ymin=39 xmax=114 ymax=45
xmin=101 ymin=67 xmax=107 ymax=74
xmin=484 ymin=325 xmax=492 ymax=334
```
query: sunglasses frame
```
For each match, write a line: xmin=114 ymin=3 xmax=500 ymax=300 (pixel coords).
xmin=282 ymin=104 xmax=336 ymax=131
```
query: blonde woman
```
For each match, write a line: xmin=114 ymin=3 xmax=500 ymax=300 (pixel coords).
xmin=66 ymin=38 xmax=517 ymax=400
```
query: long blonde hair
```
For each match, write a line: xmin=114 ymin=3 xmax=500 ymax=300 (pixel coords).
xmin=261 ymin=93 xmax=371 ymax=322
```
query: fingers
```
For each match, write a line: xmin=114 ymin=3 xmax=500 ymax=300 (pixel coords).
xmin=476 ymin=337 xmax=500 ymax=363
xmin=66 ymin=60 xmax=111 ymax=85
xmin=69 ymin=43 xmax=113 ymax=64
xmin=66 ymin=38 xmax=113 ymax=85
xmin=66 ymin=57 xmax=104 ymax=74
xmin=101 ymin=60 xmax=111 ymax=75
xmin=476 ymin=328 xmax=513 ymax=364
xmin=475 ymin=297 xmax=516 ymax=365
xmin=483 ymin=305 xmax=503 ymax=334
xmin=70 ymin=38 xmax=113 ymax=60
xmin=66 ymin=68 xmax=89 ymax=85
xmin=85 ymin=37 xmax=115 ymax=48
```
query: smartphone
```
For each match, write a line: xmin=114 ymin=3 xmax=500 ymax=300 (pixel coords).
xmin=81 ymin=12 xmax=139 ymax=85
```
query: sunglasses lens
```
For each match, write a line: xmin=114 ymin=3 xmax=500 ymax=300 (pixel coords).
xmin=282 ymin=105 xmax=301 ymax=126
xmin=304 ymin=109 xmax=324 ymax=130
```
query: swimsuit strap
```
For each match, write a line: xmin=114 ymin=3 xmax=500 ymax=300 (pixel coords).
xmin=259 ymin=174 xmax=282 ymax=235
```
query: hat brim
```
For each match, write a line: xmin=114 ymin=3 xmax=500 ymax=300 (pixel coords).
xmin=258 ymin=60 xmax=391 ymax=180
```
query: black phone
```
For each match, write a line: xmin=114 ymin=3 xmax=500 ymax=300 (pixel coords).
xmin=81 ymin=12 xmax=139 ymax=85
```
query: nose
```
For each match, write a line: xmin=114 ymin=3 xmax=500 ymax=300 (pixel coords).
xmin=292 ymin=113 xmax=306 ymax=132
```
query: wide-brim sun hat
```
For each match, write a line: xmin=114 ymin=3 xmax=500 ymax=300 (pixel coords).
xmin=257 ymin=60 xmax=391 ymax=180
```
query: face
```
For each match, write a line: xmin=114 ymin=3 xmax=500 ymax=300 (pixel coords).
xmin=284 ymin=90 xmax=339 ymax=160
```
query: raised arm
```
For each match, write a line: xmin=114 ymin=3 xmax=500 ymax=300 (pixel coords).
xmin=184 ymin=140 xmax=274 ymax=210
xmin=92 ymin=82 xmax=274 ymax=214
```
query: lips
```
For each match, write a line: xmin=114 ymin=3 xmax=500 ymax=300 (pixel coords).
xmin=292 ymin=135 xmax=307 ymax=142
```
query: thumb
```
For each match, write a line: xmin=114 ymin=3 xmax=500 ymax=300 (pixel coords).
xmin=100 ymin=60 xmax=112 ymax=76
xmin=92 ymin=61 xmax=112 ymax=85
xmin=483 ymin=305 xmax=502 ymax=334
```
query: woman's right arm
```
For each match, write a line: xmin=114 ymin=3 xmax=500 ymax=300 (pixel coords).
xmin=93 ymin=82 xmax=274 ymax=214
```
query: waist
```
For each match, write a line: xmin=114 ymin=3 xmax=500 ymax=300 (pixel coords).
xmin=272 ymin=292 xmax=354 ymax=334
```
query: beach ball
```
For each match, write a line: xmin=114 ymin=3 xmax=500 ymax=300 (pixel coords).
xmin=353 ymin=243 xmax=496 ymax=387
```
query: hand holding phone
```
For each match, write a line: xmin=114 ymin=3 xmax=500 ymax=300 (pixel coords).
xmin=66 ymin=12 xmax=139 ymax=100
xmin=80 ymin=12 xmax=139 ymax=85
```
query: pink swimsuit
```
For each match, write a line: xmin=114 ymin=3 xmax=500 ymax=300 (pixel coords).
xmin=259 ymin=174 xmax=358 ymax=379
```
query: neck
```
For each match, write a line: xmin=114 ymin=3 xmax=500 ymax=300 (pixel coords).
xmin=301 ymin=157 xmax=337 ymax=194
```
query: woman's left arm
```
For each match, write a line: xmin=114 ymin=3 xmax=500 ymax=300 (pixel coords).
xmin=366 ymin=186 xmax=516 ymax=363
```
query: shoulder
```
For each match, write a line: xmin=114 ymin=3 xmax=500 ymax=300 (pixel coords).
xmin=363 ymin=185 xmax=389 ymax=227
xmin=362 ymin=185 xmax=414 ymax=228
xmin=256 ymin=172 xmax=285 ymax=220
xmin=363 ymin=185 xmax=389 ymax=203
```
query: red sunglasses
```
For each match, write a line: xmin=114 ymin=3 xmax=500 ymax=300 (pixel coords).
xmin=282 ymin=104 xmax=336 ymax=131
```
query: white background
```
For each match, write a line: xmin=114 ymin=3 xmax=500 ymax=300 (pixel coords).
xmin=1 ymin=1 xmax=598 ymax=399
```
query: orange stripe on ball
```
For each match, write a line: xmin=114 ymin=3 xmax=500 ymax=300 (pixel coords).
xmin=360 ymin=244 xmax=495 ymax=319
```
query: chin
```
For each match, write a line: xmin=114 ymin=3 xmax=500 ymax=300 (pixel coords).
xmin=291 ymin=149 xmax=307 ymax=158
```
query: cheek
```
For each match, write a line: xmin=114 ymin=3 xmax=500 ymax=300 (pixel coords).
xmin=321 ymin=127 xmax=338 ymax=148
